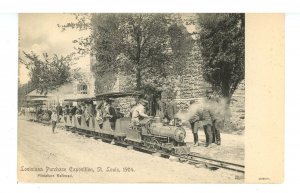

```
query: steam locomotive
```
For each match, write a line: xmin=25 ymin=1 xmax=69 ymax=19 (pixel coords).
xmin=63 ymin=91 xmax=190 ymax=155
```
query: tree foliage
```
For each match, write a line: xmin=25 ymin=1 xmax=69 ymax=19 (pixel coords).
xmin=60 ymin=13 xmax=193 ymax=93
xmin=91 ymin=13 xmax=174 ymax=89
xmin=196 ymin=13 xmax=245 ymax=101
xmin=167 ymin=23 xmax=194 ymax=73
xmin=18 ymin=81 xmax=35 ymax=109
xmin=20 ymin=52 xmax=76 ymax=94
xmin=58 ymin=14 xmax=93 ymax=55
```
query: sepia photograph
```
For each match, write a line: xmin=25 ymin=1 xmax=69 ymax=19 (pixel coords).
xmin=18 ymin=13 xmax=248 ymax=183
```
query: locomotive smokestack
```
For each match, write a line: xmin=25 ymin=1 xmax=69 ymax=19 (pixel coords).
xmin=153 ymin=115 xmax=162 ymax=123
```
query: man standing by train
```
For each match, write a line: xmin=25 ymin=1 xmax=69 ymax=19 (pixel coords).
xmin=131 ymin=99 xmax=150 ymax=126
xmin=210 ymin=97 xmax=224 ymax=145
xmin=155 ymin=97 xmax=165 ymax=119
xmin=56 ymin=103 xmax=63 ymax=122
xmin=165 ymin=96 xmax=178 ymax=125
xmin=51 ymin=109 xmax=59 ymax=134
xmin=203 ymin=103 xmax=214 ymax=147
xmin=188 ymin=100 xmax=202 ymax=146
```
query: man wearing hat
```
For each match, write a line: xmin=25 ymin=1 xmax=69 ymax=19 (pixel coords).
xmin=103 ymin=98 xmax=118 ymax=130
xmin=51 ymin=109 xmax=59 ymax=133
xmin=210 ymin=97 xmax=224 ymax=146
xmin=188 ymin=100 xmax=202 ymax=146
xmin=203 ymin=91 xmax=214 ymax=147
xmin=203 ymin=104 xmax=213 ymax=147
xmin=165 ymin=95 xmax=178 ymax=125
xmin=131 ymin=99 xmax=150 ymax=125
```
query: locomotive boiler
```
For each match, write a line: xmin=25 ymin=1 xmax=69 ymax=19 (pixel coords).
xmin=148 ymin=116 xmax=186 ymax=143
xmin=149 ymin=125 xmax=186 ymax=143
xmin=131 ymin=116 xmax=190 ymax=155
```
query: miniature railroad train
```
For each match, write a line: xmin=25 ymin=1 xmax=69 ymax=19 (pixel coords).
xmin=63 ymin=112 xmax=190 ymax=155
xmin=23 ymin=107 xmax=52 ymax=122
xmin=24 ymin=91 xmax=190 ymax=155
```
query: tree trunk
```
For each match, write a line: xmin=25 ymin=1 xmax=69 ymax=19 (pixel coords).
xmin=136 ymin=68 xmax=141 ymax=89
xmin=135 ymin=28 xmax=142 ymax=90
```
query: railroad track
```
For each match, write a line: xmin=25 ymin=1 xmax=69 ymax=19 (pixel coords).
xmin=61 ymin=126 xmax=245 ymax=174
xmin=177 ymin=152 xmax=244 ymax=173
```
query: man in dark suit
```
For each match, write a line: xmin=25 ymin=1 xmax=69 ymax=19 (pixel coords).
xmin=210 ymin=97 xmax=224 ymax=145
xmin=188 ymin=100 xmax=202 ymax=146
xmin=203 ymin=91 xmax=214 ymax=147
xmin=103 ymin=98 xmax=118 ymax=130
xmin=56 ymin=104 xmax=63 ymax=116
xmin=165 ymin=96 xmax=178 ymax=125
xmin=155 ymin=98 xmax=166 ymax=119
xmin=203 ymin=106 xmax=213 ymax=147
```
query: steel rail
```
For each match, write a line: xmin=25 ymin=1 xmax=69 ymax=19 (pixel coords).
xmin=189 ymin=152 xmax=244 ymax=168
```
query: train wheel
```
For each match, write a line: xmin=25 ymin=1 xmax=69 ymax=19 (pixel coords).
xmin=143 ymin=138 xmax=151 ymax=149
xmin=151 ymin=139 xmax=161 ymax=151
xmin=170 ymin=149 xmax=176 ymax=155
xmin=116 ymin=136 xmax=124 ymax=142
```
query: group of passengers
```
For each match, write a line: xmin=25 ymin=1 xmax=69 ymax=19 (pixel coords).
xmin=95 ymin=98 xmax=118 ymax=130
xmin=61 ymin=101 xmax=96 ymax=127
xmin=55 ymin=92 xmax=225 ymax=147
xmin=59 ymin=99 xmax=121 ymax=130
xmin=23 ymin=106 xmax=54 ymax=122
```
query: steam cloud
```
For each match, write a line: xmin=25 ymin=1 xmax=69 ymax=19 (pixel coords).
xmin=176 ymin=97 xmax=229 ymax=123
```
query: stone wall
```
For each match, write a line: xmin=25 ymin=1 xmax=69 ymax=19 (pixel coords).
xmin=229 ymin=80 xmax=245 ymax=131
xmin=159 ymin=51 xmax=211 ymax=112
xmin=94 ymin=71 xmax=136 ymax=94
xmin=177 ymin=61 xmax=211 ymax=99
xmin=112 ymin=96 xmax=136 ymax=117
xmin=94 ymin=70 xmax=137 ymax=116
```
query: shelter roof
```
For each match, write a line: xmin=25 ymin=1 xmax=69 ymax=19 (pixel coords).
xmin=96 ymin=91 xmax=142 ymax=99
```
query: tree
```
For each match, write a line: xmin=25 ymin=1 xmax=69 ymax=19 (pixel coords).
xmin=58 ymin=13 xmax=93 ymax=56
xmin=20 ymin=52 xmax=76 ymax=94
xmin=167 ymin=22 xmax=194 ymax=74
xmin=91 ymin=13 xmax=174 ymax=89
xmin=195 ymin=13 xmax=245 ymax=102
xmin=18 ymin=81 xmax=35 ymax=109
xmin=59 ymin=14 xmax=194 ymax=93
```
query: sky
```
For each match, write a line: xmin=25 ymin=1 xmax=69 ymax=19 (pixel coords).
xmin=19 ymin=13 xmax=90 ymax=85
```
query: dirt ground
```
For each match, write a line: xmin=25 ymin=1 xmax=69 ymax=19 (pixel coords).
xmin=184 ymin=128 xmax=244 ymax=166
xmin=17 ymin=118 xmax=244 ymax=183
